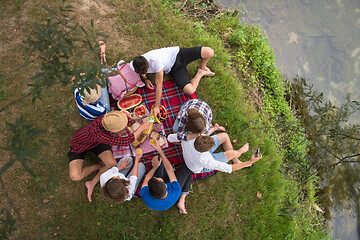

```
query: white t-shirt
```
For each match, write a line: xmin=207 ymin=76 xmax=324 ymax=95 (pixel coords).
xmin=100 ymin=167 xmax=138 ymax=201
xmin=130 ymin=46 xmax=180 ymax=74
xmin=171 ymin=135 xmax=232 ymax=174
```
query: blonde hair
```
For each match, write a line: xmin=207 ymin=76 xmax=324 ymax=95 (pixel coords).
xmin=194 ymin=135 xmax=215 ymax=152
xmin=186 ymin=109 xmax=206 ymax=133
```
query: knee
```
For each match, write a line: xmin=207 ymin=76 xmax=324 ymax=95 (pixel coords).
xmin=183 ymin=84 xmax=196 ymax=95
xmin=69 ymin=172 xmax=83 ymax=181
xmin=202 ymin=47 xmax=214 ymax=59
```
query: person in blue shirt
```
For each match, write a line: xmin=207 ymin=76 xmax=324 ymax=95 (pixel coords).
xmin=139 ymin=139 xmax=192 ymax=214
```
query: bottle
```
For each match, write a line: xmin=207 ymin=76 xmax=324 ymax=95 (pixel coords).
xmin=143 ymin=114 xmax=155 ymax=135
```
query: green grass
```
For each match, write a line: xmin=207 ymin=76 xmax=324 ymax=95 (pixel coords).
xmin=0 ymin=0 xmax=328 ymax=239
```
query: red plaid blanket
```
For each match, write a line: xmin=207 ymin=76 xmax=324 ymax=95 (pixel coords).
xmin=135 ymin=81 xmax=217 ymax=182
xmin=111 ymin=81 xmax=217 ymax=195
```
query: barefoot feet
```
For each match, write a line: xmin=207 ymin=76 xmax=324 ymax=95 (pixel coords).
xmin=85 ymin=181 xmax=95 ymax=202
xmin=197 ymin=65 xmax=215 ymax=76
xmin=177 ymin=201 xmax=188 ymax=214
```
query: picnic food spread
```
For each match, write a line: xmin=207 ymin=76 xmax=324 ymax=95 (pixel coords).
xmin=122 ymin=94 xmax=167 ymax=148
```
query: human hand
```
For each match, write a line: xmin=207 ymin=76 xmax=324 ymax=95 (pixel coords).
xmin=250 ymin=153 xmax=262 ymax=163
xmin=135 ymin=148 xmax=143 ymax=160
xmin=240 ymin=143 xmax=249 ymax=154
xmin=150 ymin=138 xmax=161 ymax=151
xmin=152 ymin=105 xmax=160 ymax=119
xmin=145 ymin=79 xmax=154 ymax=89
xmin=118 ymin=157 xmax=132 ymax=170
xmin=122 ymin=110 xmax=136 ymax=120
xmin=151 ymin=155 xmax=162 ymax=169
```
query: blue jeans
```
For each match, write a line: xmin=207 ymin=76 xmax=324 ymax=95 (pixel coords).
xmin=173 ymin=101 xmax=187 ymax=132
xmin=200 ymin=135 xmax=228 ymax=173
xmin=99 ymin=85 xmax=110 ymax=112
xmin=117 ymin=157 xmax=146 ymax=191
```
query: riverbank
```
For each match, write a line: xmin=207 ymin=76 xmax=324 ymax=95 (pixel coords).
xmin=0 ymin=0 xmax=328 ymax=238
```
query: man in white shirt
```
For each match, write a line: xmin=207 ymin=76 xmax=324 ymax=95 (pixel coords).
xmin=168 ymin=132 xmax=262 ymax=174
xmin=130 ymin=46 xmax=215 ymax=118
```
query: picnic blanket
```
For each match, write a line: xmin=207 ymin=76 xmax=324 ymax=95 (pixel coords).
xmin=112 ymin=81 xmax=217 ymax=194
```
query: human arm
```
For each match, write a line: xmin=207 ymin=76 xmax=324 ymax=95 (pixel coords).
xmin=131 ymin=149 xmax=143 ymax=177
xmin=141 ymin=155 xmax=162 ymax=188
xmin=99 ymin=41 xmax=106 ymax=64
xmin=231 ymin=154 xmax=262 ymax=172
xmin=199 ymin=152 xmax=233 ymax=173
xmin=208 ymin=123 xmax=226 ymax=135
xmin=133 ymin=120 xmax=151 ymax=139
xmin=152 ymin=70 xmax=164 ymax=118
xmin=151 ymin=139 xmax=177 ymax=182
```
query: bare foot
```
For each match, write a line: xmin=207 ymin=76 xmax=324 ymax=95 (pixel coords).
xmin=177 ymin=202 xmax=188 ymax=214
xmin=239 ymin=143 xmax=249 ymax=154
xmin=198 ymin=64 xmax=215 ymax=76
xmin=85 ymin=181 xmax=94 ymax=202
xmin=198 ymin=68 xmax=215 ymax=77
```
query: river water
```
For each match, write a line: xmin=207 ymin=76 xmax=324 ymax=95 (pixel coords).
xmin=217 ymin=0 xmax=360 ymax=239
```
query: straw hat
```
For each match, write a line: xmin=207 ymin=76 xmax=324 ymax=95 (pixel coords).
xmin=102 ymin=111 xmax=128 ymax=133
xmin=82 ymin=85 xmax=102 ymax=105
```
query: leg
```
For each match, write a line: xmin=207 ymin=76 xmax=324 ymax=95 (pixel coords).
xmin=127 ymin=162 xmax=146 ymax=191
xmin=198 ymin=47 xmax=215 ymax=73
xmin=68 ymin=150 xmax=101 ymax=181
xmin=171 ymin=47 xmax=214 ymax=95
xmin=223 ymin=143 xmax=249 ymax=164
xmin=173 ymin=102 xmax=187 ymax=132
xmin=183 ymin=68 xmax=215 ymax=95
xmin=69 ymin=159 xmax=101 ymax=181
xmin=216 ymin=132 xmax=233 ymax=152
xmin=175 ymin=164 xmax=192 ymax=214
xmin=177 ymin=193 xmax=188 ymax=214
xmin=85 ymin=145 xmax=116 ymax=202
xmin=98 ymin=85 xmax=111 ymax=112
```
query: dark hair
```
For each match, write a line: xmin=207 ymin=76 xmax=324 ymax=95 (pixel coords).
xmin=133 ymin=56 xmax=149 ymax=74
xmin=186 ymin=109 xmax=206 ymax=133
xmin=194 ymin=135 xmax=215 ymax=152
xmin=148 ymin=177 xmax=167 ymax=199
xmin=102 ymin=178 xmax=130 ymax=202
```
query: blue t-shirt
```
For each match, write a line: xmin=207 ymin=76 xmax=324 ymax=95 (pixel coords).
xmin=139 ymin=181 xmax=181 ymax=211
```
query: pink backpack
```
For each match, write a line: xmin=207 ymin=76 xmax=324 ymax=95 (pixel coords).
xmin=107 ymin=60 xmax=145 ymax=100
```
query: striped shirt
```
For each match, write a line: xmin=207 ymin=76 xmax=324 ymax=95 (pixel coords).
xmin=70 ymin=116 xmax=135 ymax=154
xmin=74 ymin=88 xmax=107 ymax=121
xmin=176 ymin=99 xmax=212 ymax=141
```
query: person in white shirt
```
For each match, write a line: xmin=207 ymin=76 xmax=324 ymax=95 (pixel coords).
xmin=168 ymin=132 xmax=262 ymax=174
xmin=130 ymin=46 xmax=215 ymax=118
xmin=100 ymin=151 xmax=146 ymax=202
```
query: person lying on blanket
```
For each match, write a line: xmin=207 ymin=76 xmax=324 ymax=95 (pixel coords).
xmin=167 ymin=131 xmax=262 ymax=175
xmin=172 ymin=99 xmax=226 ymax=141
xmin=100 ymin=151 xmax=146 ymax=202
xmin=139 ymin=139 xmax=193 ymax=214
xmin=130 ymin=46 xmax=215 ymax=119
xmin=67 ymin=110 xmax=151 ymax=202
